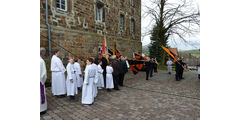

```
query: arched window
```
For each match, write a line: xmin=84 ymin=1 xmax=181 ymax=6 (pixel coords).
xmin=130 ymin=18 xmax=135 ymax=33
xmin=120 ymin=14 xmax=125 ymax=29
xmin=96 ymin=1 xmax=105 ymax=22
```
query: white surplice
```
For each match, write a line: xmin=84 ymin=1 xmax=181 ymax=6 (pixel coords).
xmin=51 ymin=55 xmax=66 ymax=95
xmin=97 ymin=64 xmax=104 ymax=88
xmin=40 ymin=57 xmax=47 ymax=112
xmin=106 ymin=66 xmax=114 ymax=88
xmin=66 ymin=63 xmax=78 ymax=96
xmin=82 ymin=64 xmax=96 ymax=104
xmin=166 ymin=60 xmax=173 ymax=73
xmin=74 ymin=62 xmax=83 ymax=87
xmin=92 ymin=63 xmax=98 ymax=98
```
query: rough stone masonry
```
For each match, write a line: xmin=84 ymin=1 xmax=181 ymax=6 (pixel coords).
xmin=40 ymin=0 xmax=142 ymax=60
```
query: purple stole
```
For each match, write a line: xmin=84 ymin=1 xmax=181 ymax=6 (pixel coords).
xmin=40 ymin=82 xmax=45 ymax=104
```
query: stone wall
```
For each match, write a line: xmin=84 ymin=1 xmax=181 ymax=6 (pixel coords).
xmin=40 ymin=0 xmax=142 ymax=60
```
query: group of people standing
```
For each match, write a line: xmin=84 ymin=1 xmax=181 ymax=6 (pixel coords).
xmin=40 ymin=47 xmax=129 ymax=115
xmin=143 ymin=58 xmax=158 ymax=80
xmin=94 ymin=54 xmax=129 ymax=91
xmin=166 ymin=57 xmax=187 ymax=81
xmin=40 ymin=46 xmax=192 ymax=115
xmin=175 ymin=57 xmax=187 ymax=81
xmin=51 ymin=50 xmax=83 ymax=99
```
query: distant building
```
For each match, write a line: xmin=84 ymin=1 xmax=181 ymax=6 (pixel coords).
xmin=40 ymin=0 xmax=142 ymax=59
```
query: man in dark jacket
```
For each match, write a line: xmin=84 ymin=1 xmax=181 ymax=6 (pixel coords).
xmin=144 ymin=57 xmax=151 ymax=80
xmin=153 ymin=58 xmax=158 ymax=73
xmin=94 ymin=53 xmax=101 ymax=64
xmin=175 ymin=58 xmax=181 ymax=81
xmin=175 ymin=57 xmax=186 ymax=81
xmin=179 ymin=57 xmax=186 ymax=79
xmin=118 ymin=56 xmax=128 ymax=86
xmin=101 ymin=54 xmax=108 ymax=88
xmin=110 ymin=55 xmax=120 ymax=90
xmin=149 ymin=58 xmax=155 ymax=77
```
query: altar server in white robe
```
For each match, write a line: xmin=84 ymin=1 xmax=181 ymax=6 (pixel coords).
xmin=97 ymin=60 xmax=104 ymax=89
xmin=40 ymin=47 xmax=47 ymax=114
xmin=166 ymin=58 xmax=173 ymax=74
xmin=74 ymin=58 xmax=83 ymax=88
xmin=92 ymin=61 xmax=98 ymax=98
xmin=51 ymin=50 xmax=66 ymax=97
xmin=66 ymin=57 xmax=78 ymax=100
xmin=82 ymin=58 xmax=96 ymax=105
xmin=106 ymin=62 xmax=114 ymax=91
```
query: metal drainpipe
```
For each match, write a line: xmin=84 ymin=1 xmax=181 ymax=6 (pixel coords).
xmin=46 ymin=0 xmax=51 ymax=58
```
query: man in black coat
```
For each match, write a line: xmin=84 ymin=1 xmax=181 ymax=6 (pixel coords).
xmin=149 ymin=58 xmax=154 ymax=77
xmin=179 ymin=57 xmax=186 ymax=79
xmin=144 ymin=58 xmax=151 ymax=80
xmin=153 ymin=58 xmax=158 ymax=73
xmin=118 ymin=56 xmax=128 ymax=86
xmin=94 ymin=53 xmax=101 ymax=64
xmin=175 ymin=58 xmax=182 ymax=81
xmin=101 ymin=54 xmax=108 ymax=88
xmin=110 ymin=55 xmax=120 ymax=90
xmin=175 ymin=57 xmax=186 ymax=81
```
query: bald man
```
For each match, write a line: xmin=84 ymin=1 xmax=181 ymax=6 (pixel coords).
xmin=40 ymin=47 xmax=47 ymax=115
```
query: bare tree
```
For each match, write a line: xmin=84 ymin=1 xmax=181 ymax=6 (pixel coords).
xmin=143 ymin=0 xmax=200 ymax=64
xmin=143 ymin=0 xmax=199 ymax=41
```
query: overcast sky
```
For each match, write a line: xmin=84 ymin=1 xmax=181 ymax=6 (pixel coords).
xmin=141 ymin=0 xmax=200 ymax=50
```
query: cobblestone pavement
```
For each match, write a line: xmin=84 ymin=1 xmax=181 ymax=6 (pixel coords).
xmin=41 ymin=70 xmax=200 ymax=120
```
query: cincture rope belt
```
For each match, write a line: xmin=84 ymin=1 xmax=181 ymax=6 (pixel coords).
xmin=89 ymin=76 xmax=95 ymax=78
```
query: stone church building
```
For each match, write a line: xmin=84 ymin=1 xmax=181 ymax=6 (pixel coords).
xmin=40 ymin=0 xmax=142 ymax=60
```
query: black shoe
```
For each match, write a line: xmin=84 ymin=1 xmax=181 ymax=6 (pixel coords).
xmin=56 ymin=95 xmax=63 ymax=98
xmin=56 ymin=95 xmax=66 ymax=98
xmin=146 ymin=79 xmax=148 ymax=80
xmin=40 ymin=111 xmax=46 ymax=115
xmin=114 ymin=88 xmax=120 ymax=90
xmin=70 ymin=96 xmax=75 ymax=100
xmin=107 ymin=89 xmax=111 ymax=92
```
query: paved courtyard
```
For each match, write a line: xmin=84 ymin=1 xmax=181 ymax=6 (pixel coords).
xmin=41 ymin=70 xmax=200 ymax=120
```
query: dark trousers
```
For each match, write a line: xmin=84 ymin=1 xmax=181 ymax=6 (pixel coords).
xmin=113 ymin=75 xmax=119 ymax=90
xmin=146 ymin=70 xmax=149 ymax=80
xmin=103 ymin=72 xmax=106 ymax=88
xmin=150 ymin=68 xmax=153 ymax=77
xmin=175 ymin=73 xmax=180 ymax=81
xmin=179 ymin=70 xmax=184 ymax=79
xmin=70 ymin=96 xmax=75 ymax=100
xmin=175 ymin=70 xmax=181 ymax=81
xmin=118 ymin=73 xmax=125 ymax=86
xmin=154 ymin=67 xmax=158 ymax=72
